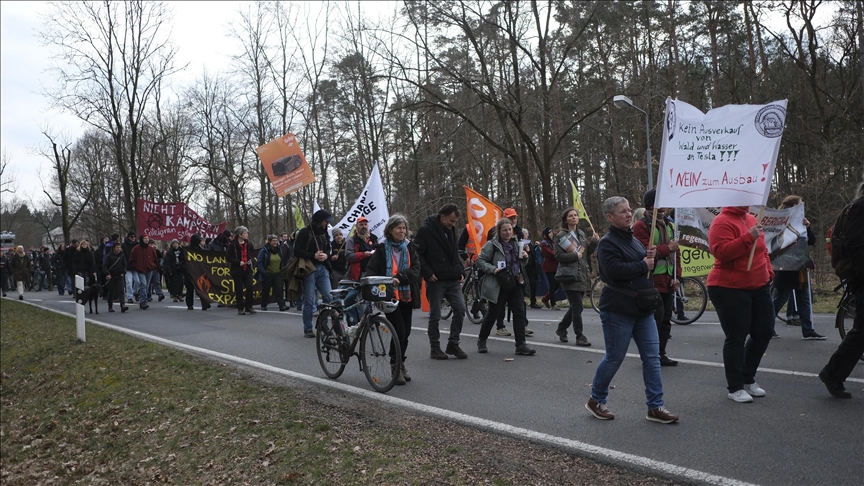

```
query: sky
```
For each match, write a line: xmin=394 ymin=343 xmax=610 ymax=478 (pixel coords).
xmin=0 ymin=1 xmax=244 ymax=203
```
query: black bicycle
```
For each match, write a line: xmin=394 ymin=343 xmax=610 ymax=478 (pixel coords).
xmin=315 ymin=277 xmax=402 ymax=393
xmin=836 ymin=283 xmax=857 ymax=340
xmin=461 ymin=256 xmax=487 ymax=324
xmin=590 ymin=276 xmax=707 ymax=325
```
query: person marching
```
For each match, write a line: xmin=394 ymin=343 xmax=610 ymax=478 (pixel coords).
xmin=475 ymin=218 xmax=536 ymax=356
xmin=365 ymin=214 xmax=421 ymax=385
xmin=9 ymin=246 xmax=31 ymax=300
xmin=707 ymin=205 xmax=775 ymax=403
xmin=554 ymin=208 xmax=598 ymax=347
xmin=128 ymin=235 xmax=158 ymax=310
xmin=415 ymin=203 xmax=469 ymax=360
xmin=257 ymin=234 xmax=288 ymax=312
xmin=226 ymin=226 xmax=257 ymax=316
xmin=346 ymin=216 xmax=379 ymax=281
xmin=294 ymin=210 xmax=334 ymax=337
xmin=162 ymin=239 xmax=185 ymax=302
xmin=329 ymin=228 xmax=348 ymax=287
xmin=586 ymin=197 xmax=678 ymax=423
xmin=539 ymin=227 xmax=560 ymax=310
xmin=102 ymin=242 xmax=129 ymax=312
xmin=183 ymin=234 xmax=210 ymax=311
xmin=633 ymin=189 xmax=682 ymax=366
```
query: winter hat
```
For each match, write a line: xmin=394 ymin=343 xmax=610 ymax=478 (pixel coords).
xmin=643 ymin=188 xmax=656 ymax=210
xmin=312 ymin=209 xmax=334 ymax=224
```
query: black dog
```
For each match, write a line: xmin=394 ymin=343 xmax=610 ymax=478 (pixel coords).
xmin=75 ymin=284 xmax=102 ymax=314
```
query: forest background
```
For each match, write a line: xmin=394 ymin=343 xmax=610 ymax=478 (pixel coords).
xmin=1 ymin=0 xmax=861 ymax=288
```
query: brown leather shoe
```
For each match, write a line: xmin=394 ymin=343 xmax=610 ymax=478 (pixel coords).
xmin=555 ymin=329 xmax=568 ymax=342
xmin=585 ymin=398 xmax=614 ymax=420
xmin=575 ymin=334 xmax=591 ymax=346
xmin=646 ymin=406 xmax=679 ymax=424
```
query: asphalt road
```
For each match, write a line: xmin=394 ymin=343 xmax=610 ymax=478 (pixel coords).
xmin=11 ymin=292 xmax=863 ymax=485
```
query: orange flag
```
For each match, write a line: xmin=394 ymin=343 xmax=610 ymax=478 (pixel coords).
xmin=464 ymin=186 xmax=503 ymax=256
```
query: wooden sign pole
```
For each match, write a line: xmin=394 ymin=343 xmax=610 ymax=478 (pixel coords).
xmin=746 ymin=205 xmax=765 ymax=271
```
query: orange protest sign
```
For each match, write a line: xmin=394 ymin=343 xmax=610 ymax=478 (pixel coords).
xmin=464 ymin=186 xmax=502 ymax=255
xmin=256 ymin=133 xmax=316 ymax=197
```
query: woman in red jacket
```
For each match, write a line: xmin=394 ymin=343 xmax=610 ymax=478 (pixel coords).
xmin=539 ymin=227 xmax=560 ymax=309
xmin=707 ymin=206 xmax=775 ymax=403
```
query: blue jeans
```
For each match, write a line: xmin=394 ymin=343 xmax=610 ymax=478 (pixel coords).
xmin=136 ymin=270 xmax=156 ymax=305
xmin=591 ymin=311 xmax=664 ymax=409
xmin=126 ymin=271 xmax=137 ymax=301
xmin=772 ymin=286 xmax=815 ymax=335
xmin=303 ymin=264 xmax=332 ymax=333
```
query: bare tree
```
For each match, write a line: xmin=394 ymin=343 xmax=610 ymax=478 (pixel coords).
xmin=41 ymin=0 xmax=182 ymax=230
xmin=0 ymin=149 xmax=17 ymax=195
xmin=39 ymin=132 xmax=94 ymax=246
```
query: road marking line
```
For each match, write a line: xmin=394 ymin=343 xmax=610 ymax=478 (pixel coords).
xmin=412 ymin=326 xmax=864 ymax=383
xmin=11 ymin=299 xmax=756 ymax=486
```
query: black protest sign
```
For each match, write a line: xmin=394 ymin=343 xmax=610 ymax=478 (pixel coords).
xmin=184 ymin=249 xmax=282 ymax=306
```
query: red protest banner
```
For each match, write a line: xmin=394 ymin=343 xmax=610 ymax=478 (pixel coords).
xmin=137 ymin=199 xmax=227 ymax=242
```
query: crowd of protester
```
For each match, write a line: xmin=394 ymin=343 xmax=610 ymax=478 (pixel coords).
xmin=2 ymin=181 xmax=862 ymax=412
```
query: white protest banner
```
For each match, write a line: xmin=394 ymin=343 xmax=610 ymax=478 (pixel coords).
xmin=674 ymin=204 xmax=808 ymax=275
xmin=332 ymin=162 xmax=389 ymax=238
xmin=655 ymin=99 xmax=787 ymax=208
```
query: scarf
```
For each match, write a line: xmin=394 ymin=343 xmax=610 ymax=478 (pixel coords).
xmin=500 ymin=238 xmax=521 ymax=275
xmin=384 ymin=237 xmax=411 ymax=302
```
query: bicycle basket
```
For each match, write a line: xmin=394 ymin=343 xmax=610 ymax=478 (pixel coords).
xmin=360 ymin=276 xmax=394 ymax=302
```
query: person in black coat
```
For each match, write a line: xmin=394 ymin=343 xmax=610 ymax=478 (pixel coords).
xmin=182 ymin=234 xmax=210 ymax=311
xmin=414 ymin=203 xmax=468 ymax=360
xmin=162 ymin=239 xmax=185 ymax=301
xmin=225 ymin=226 xmax=257 ymax=315
xmin=102 ymin=243 xmax=129 ymax=312
xmin=293 ymin=210 xmax=334 ymax=337
xmin=72 ymin=240 xmax=97 ymax=286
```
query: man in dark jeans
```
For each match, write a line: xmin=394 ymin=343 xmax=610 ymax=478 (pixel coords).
xmin=415 ymin=203 xmax=468 ymax=360
xmin=819 ymin=183 xmax=864 ymax=398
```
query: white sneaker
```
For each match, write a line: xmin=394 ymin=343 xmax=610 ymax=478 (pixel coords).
xmin=728 ymin=390 xmax=754 ymax=403
xmin=743 ymin=383 xmax=766 ymax=397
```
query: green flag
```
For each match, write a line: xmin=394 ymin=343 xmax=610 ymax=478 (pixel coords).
xmin=571 ymin=180 xmax=593 ymax=226
xmin=294 ymin=204 xmax=305 ymax=229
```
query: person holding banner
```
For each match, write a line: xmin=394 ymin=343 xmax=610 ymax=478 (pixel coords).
xmin=586 ymin=197 xmax=678 ymax=423
xmin=476 ymin=218 xmax=536 ymax=356
xmin=365 ymin=214 xmax=421 ymax=385
xmin=633 ymin=189 xmax=681 ymax=366
xmin=226 ymin=226 xmax=257 ymax=316
xmin=183 ymin=234 xmax=210 ymax=311
xmin=770 ymin=195 xmax=825 ymax=340
xmin=257 ymin=235 xmax=288 ymax=312
xmin=554 ymin=208 xmax=597 ymax=347
xmin=707 ymin=206 xmax=774 ymax=403
xmin=415 ymin=203 xmax=468 ymax=360
xmin=294 ymin=210 xmax=334 ymax=338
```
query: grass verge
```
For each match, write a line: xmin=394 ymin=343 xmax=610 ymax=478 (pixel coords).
xmin=1 ymin=300 xmax=676 ymax=485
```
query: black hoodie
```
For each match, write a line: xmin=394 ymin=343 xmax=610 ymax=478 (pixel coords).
xmin=415 ymin=214 xmax=463 ymax=282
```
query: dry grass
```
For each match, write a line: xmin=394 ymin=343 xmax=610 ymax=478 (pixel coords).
xmin=1 ymin=300 xmax=680 ymax=485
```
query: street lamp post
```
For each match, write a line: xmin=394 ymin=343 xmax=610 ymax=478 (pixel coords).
xmin=612 ymin=95 xmax=653 ymax=190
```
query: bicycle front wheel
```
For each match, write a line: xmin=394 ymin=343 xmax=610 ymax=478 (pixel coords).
xmin=671 ymin=277 xmax=708 ymax=325
xmin=590 ymin=278 xmax=605 ymax=314
xmin=360 ymin=315 xmax=401 ymax=393
xmin=316 ymin=309 xmax=347 ymax=379
xmin=837 ymin=293 xmax=856 ymax=340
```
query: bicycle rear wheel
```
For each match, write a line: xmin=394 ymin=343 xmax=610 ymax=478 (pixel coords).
xmin=837 ymin=293 xmax=856 ymax=340
xmin=315 ymin=309 xmax=347 ymax=379
xmin=590 ymin=278 xmax=605 ymax=314
xmin=671 ymin=277 xmax=708 ymax=325
xmin=463 ymin=280 xmax=486 ymax=324
xmin=360 ymin=315 xmax=401 ymax=393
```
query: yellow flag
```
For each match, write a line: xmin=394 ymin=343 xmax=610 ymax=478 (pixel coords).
xmin=571 ymin=180 xmax=593 ymax=226
xmin=294 ymin=204 xmax=305 ymax=229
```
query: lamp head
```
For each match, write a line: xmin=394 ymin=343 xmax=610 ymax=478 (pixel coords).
xmin=613 ymin=94 xmax=632 ymax=109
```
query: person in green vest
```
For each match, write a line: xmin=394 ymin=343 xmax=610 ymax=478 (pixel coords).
xmin=633 ymin=189 xmax=681 ymax=367
xmin=257 ymin=235 xmax=288 ymax=312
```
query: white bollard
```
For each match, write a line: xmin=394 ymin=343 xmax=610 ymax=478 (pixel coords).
xmin=75 ymin=275 xmax=86 ymax=342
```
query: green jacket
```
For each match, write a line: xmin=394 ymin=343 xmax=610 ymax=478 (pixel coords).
xmin=552 ymin=228 xmax=595 ymax=292
xmin=476 ymin=238 xmax=528 ymax=304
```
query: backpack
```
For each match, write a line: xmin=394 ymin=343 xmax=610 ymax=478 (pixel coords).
xmin=830 ymin=203 xmax=854 ymax=280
